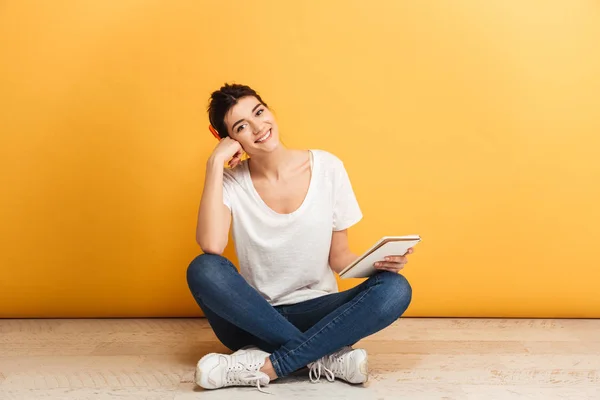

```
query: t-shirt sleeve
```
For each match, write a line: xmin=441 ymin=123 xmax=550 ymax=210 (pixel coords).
xmin=332 ymin=161 xmax=363 ymax=231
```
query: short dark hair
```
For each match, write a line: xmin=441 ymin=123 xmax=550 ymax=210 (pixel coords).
xmin=207 ymin=83 xmax=268 ymax=138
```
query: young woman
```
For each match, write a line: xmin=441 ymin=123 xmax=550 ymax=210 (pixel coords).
xmin=187 ymin=84 xmax=414 ymax=391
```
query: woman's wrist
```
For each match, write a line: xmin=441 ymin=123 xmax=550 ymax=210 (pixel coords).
xmin=207 ymin=154 xmax=225 ymax=169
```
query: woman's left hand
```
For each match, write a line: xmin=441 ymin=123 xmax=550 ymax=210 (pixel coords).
xmin=374 ymin=247 xmax=415 ymax=273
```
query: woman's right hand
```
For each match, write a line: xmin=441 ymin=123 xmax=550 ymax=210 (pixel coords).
xmin=210 ymin=137 xmax=244 ymax=169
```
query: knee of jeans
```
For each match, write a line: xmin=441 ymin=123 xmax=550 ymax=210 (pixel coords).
xmin=374 ymin=271 xmax=413 ymax=320
xmin=186 ymin=253 xmax=233 ymax=293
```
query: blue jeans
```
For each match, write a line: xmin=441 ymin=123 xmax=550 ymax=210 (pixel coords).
xmin=186 ymin=254 xmax=412 ymax=378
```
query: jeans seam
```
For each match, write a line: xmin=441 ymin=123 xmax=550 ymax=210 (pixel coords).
xmin=269 ymin=355 xmax=283 ymax=378
xmin=270 ymin=279 xmax=378 ymax=369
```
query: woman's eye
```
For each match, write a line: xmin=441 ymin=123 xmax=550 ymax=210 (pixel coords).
xmin=236 ymin=124 xmax=247 ymax=133
xmin=256 ymin=109 xmax=264 ymax=116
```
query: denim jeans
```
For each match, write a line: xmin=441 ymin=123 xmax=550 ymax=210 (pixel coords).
xmin=186 ymin=253 xmax=412 ymax=378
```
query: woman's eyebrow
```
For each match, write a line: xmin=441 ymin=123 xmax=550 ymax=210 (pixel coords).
xmin=232 ymin=103 xmax=262 ymax=130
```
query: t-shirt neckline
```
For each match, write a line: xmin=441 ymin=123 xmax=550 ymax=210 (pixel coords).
xmin=243 ymin=150 xmax=317 ymax=218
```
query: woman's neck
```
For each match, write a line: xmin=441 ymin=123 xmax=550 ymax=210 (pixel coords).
xmin=248 ymin=146 xmax=297 ymax=182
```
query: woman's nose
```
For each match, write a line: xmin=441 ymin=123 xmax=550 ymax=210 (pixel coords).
xmin=251 ymin=122 xmax=263 ymax=134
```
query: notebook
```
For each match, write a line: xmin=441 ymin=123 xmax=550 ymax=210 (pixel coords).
xmin=338 ymin=235 xmax=422 ymax=279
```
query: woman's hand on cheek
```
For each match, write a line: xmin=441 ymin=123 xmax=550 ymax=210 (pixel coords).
xmin=228 ymin=149 xmax=244 ymax=168
xmin=210 ymin=136 xmax=243 ymax=168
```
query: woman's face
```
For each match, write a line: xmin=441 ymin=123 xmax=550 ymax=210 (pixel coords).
xmin=224 ymin=96 xmax=280 ymax=155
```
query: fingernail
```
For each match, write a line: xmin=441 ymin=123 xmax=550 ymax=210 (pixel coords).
xmin=374 ymin=262 xmax=380 ymax=267
xmin=385 ymin=257 xmax=390 ymax=261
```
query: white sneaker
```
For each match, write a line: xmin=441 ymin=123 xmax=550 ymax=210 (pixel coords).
xmin=308 ymin=346 xmax=368 ymax=384
xmin=233 ymin=345 xmax=262 ymax=354
xmin=195 ymin=348 xmax=271 ymax=392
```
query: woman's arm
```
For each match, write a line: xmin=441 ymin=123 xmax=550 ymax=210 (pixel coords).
xmin=328 ymin=229 xmax=360 ymax=274
xmin=195 ymin=156 xmax=232 ymax=255
xmin=196 ymin=137 xmax=243 ymax=254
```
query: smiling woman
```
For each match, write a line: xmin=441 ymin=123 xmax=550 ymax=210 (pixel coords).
xmin=187 ymin=83 xmax=415 ymax=391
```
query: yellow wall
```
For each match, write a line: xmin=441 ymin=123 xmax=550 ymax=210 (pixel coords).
xmin=1 ymin=1 xmax=599 ymax=318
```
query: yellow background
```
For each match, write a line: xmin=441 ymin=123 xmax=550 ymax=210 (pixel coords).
xmin=1 ymin=1 xmax=599 ymax=318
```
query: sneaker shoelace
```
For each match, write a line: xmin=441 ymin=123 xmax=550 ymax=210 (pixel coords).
xmin=309 ymin=360 xmax=335 ymax=383
xmin=236 ymin=372 xmax=270 ymax=394
xmin=224 ymin=353 xmax=272 ymax=394
xmin=308 ymin=347 xmax=352 ymax=383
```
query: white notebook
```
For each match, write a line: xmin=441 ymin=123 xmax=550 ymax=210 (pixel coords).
xmin=339 ymin=235 xmax=422 ymax=279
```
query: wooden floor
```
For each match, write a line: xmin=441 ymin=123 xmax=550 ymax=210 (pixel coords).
xmin=1 ymin=318 xmax=599 ymax=399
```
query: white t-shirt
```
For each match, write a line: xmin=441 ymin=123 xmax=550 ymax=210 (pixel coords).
xmin=221 ymin=149 xmax=363 ymax=306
